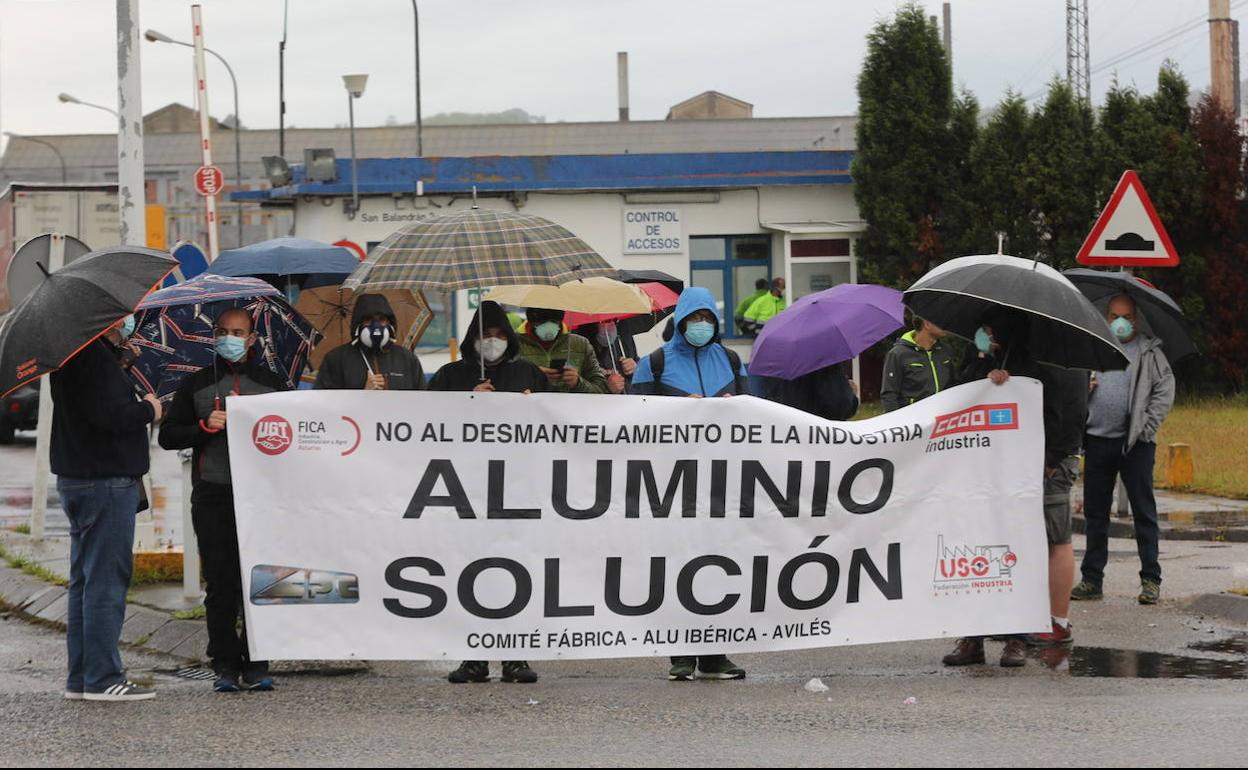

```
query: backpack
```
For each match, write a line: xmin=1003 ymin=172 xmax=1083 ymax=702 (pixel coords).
xmin=647 ymin=345 xmax=748 ymax=395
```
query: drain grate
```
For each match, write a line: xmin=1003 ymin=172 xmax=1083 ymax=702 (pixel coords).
xmin=172 ymin=666 xmax=216 ymax=681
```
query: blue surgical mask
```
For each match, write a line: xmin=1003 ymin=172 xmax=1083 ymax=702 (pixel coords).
xmin=1110 ymin=317 xmax=1134 ymax=342
xmin=120 ymin=314 xmax=136 ymax=339
xmin=536 ymin=321 xmax=561 ymax=342
xmin=974 ymin=327 xmax=993 ymax=354
xmin=216 ymin=335 xmax=248 ymax=363
xmin=684 ymin=321 xmax=715 ymax=348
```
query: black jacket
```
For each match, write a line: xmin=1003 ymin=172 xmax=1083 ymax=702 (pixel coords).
xmin=880 ymin=332 xmax=956 ymax=412
xmin=314 ymin=293 xmax=425 ymax=390
xmin=762 ymin=364 xmax=859 ymax=421
xmin=575 ymin=323 xmax=639 ymax=386
xmin=429 ymin=301 xmax=549 ymax=393
xmin=50 ymin=339 xmax=155 ymax=479
xmin=159 ymin=355 xmax=289 ymax=488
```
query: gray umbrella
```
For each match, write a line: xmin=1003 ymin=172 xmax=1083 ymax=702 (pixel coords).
xmin=1062 ymin=269 xmax=1195 ymax=365
xmin=904 ymin=254 xmax=1129 ymax=371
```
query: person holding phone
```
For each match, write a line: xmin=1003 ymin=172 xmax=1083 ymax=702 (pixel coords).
xmin=514 ymin=306 xmax=607 ymax=394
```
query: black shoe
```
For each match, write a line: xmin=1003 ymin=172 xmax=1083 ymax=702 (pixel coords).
xmin=668 ymin=657 xmax=696 ymax=681
xmin=447 ymin=661 xmax=490 ymax=684
xmin=212 ymin=671 xmax=241 ymax=693
xmin=696 ymin=655 xmax=746 ymax=680
xmin=501 ymin=660 xmax=538 ymax=684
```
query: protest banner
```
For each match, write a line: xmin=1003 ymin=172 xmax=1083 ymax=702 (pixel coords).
xmin=227 ymin=379 xmax=1050 ymax=661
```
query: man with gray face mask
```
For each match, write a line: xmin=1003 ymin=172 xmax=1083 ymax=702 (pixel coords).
xmin=314 ymin=294 xmax=425 ymax=391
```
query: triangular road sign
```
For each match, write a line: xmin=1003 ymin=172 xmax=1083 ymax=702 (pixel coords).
xmin=1077 ymin=170 xmax=1179 ymax=267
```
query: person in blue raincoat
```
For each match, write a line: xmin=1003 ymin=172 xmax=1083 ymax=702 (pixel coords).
xmin=628 ymin=287 xmax=750 ymax=682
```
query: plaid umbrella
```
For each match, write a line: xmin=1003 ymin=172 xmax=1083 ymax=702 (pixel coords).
xmin=342 ymin=208 xmax=614 ymax=292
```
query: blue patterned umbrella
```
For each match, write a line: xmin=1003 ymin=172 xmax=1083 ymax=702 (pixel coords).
xmin=128 ymin=290 xmax=320 ymax=403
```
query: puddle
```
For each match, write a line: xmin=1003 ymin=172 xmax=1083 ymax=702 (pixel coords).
xmin=1188 ymin=636 xmax=1248 ymax=655
xmin=1036 ymin=647 xmax=1248 ymax=679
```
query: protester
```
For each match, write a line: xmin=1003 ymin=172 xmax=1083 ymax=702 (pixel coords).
xmin=575 ymin=320 xmax=638 ymax=395
xmin=880 ymin=315 xmax=955 ymax=412
xmin=742 ymin=277 xmax=786 ymax=335
xmin=430 ymin=300 xmax=546 ymax=682
xmin=630 ymin=287 xmax=749 ymax=681
xmin=314 ymin=294 xmax=424 ymax=390
xmin=515 ymin=307 xmax=607 ymax=394
xmin=158 ymin=308 xmax=289 ymax=693
xmin=941 ymin=309 xmax=1088 ymax=668
xmin=51 ymin=314 xmax=163 ymax=702
xmin=761 ymin=363 xmax=860 ymax=421
xmin=1072 ymin=294 xmax=1175 ymax=605
xmin=734 ymin=277 xmax=770 ymax=335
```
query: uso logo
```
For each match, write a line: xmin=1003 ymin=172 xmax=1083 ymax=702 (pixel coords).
xmin=931 ymin=403 xmax=1019 ymax=439
xmin=253 ymin=415 xmax=293 ymax=456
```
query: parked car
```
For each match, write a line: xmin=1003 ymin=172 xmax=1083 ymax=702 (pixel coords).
xmin=0 ymin=384 xmax=38 ymax=444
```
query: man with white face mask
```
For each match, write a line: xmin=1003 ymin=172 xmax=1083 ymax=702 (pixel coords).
xmin=1073 ymin=294 xmax=1174 ymax=606
xmin=314 ymin=294 xmax=425 ymax=391
xmin=159 ymin=308 xmax=290 ymax=693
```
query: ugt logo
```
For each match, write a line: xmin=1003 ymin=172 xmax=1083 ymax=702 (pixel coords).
xmin=252 ymin=415 xmax=293 ymax=456
xmin=931 ymin=403 xmax=1019 ymax=439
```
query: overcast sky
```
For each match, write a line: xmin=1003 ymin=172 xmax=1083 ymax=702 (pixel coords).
xmin=0 ymin=0 xmax=1231 ymax=139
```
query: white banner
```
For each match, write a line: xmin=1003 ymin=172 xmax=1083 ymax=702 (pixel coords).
xmin=226 ymin=380 xmax=1051 ymax=661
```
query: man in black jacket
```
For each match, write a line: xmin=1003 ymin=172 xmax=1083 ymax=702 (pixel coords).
xmin=159 ymin=308 xmax=289 ymax=693
xmin=52 ymin=315 xmax=163 ymax=702
xmin=314 ymin=294 xmax=424 ymax=390
xmin=430 ymin=301 xmax=545 ymax=684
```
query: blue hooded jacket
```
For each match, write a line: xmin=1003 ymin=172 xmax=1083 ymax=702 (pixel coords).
xmin=630 ymin=287 xmax=748 ymax=397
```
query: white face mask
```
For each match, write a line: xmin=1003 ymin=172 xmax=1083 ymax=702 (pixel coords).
xmin=476 ymin=337 xmax=508 ymax=363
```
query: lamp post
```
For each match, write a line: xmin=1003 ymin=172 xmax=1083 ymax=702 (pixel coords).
xmin=58 ymin=92 xmax=120 ymax=119
xmin=343 ymin=74 xmax=368 ymax=220
xmin=5 ymin=132 xmax=67 ymax=183
xmin=144 ymin=28 xmax=244 ymax=246
xmin=411 ymin=0 xmax=422 ymax=157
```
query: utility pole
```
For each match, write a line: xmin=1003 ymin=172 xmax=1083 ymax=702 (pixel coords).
xmin=116 ymin=0 xmax=145 ymax=246
xmin=1066 ymin=0 xmax=1091 ymax=104
xmin=1210 ymin=0 xmax=1239 ymax=115
xmin=942 ymin=3 xmax=952 ymax=69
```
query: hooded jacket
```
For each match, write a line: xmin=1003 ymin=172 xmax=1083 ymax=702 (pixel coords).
xmin=314 ymin=293 xmax=425 ymax=390
xmin=429 ymin=300 xmax=549 ymax=393
xmin=514 ymin=323 xmax=608 ymax=394
xmin=630 ymin=287 xmax=749 ymax=397
xmin=1089 ymin=334 xmax=1174 ymax=451
xmin=159 ymin=354 xmax=289 ymax=488
xmin=880 ymin=330 xmax=956 ymax=412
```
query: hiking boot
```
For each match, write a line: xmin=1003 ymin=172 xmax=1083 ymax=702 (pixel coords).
xmin=447 ymin=660 xmax=490 ymax=684
xmin=212 ymin=671 xmax=240 ymax=693
xmin=942 ymin=637 xmax=985 ymax=666
xmin=1026 ymin=621 xmax=1073 ymax=647
xmin=668 ymin=657 xmax=696 ymax=681
xmin=84 ymin=681 xmax=157 ymax=701
xmin=696 ymin=655 xmax=745 ymax=680
xmin=500 ymin=660 xmax=538 ymax=684
xmin=1000 ymin=639 xmax=1027 ymax=668
xmin=1071 ymin=581 xmax=1104 ymax=601
xmin=1138 ymin=580 xmax=1161 ymax=605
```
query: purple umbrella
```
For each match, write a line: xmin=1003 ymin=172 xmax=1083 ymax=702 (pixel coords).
xmin=748 ymin=284 xmax=905 ymax=379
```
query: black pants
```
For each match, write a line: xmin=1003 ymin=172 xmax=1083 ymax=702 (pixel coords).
xmin=1081 ymin=435 xmax=1162 ymax=586
xmin=191 ymin=482 xmax=265 ymax=674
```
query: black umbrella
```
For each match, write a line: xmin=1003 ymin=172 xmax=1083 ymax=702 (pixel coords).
xmin=1062 ymin=269 xmax=1195 ymax=365
xmin=609 ymin=270 xmax=685 ymax=337
xmin=0 ymin=246 xmax=177 ymax=397
xmin=903 ymin=254 xmax=1129 ymax=371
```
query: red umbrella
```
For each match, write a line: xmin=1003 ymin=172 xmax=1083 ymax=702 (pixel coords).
xmin=564 ymin=282 xmax=679 ymax=328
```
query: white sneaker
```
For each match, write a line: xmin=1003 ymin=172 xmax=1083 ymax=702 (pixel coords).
xmin=83 ymin=681 xmax=156 ymax=702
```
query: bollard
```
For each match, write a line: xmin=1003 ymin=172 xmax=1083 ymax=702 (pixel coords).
xmin=1167 ymin=443 xmax=1194 ymax=488
xmin=448 ymin=336 xmax=459 ymax=362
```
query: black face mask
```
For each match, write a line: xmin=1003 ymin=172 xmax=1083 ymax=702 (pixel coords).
xmin=358 ymin=320 xmax=392 ymax=350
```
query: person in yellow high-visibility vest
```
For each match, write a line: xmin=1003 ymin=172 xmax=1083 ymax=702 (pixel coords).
xmin=741 ymin=277 xmax=786 ymax=334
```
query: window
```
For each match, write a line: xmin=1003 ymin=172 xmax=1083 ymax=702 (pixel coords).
xmin=690 ymin=235 xmax=771 ymax=338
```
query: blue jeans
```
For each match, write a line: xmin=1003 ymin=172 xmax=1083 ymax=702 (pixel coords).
xmin=59 ymin=476 xmax=138 ymax=693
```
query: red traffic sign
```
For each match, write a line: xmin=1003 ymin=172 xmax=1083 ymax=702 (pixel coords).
xmin=194 ymin=165 xmax=225 ymax=197
xmin=1077 ymin=170 xmax=1179 ymax=267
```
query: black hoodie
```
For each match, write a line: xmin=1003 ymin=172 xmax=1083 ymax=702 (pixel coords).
xmin=314 ymin=293 xmax=425 ymax=390
xmin=429 ymin=301 xmax=548 ymax=393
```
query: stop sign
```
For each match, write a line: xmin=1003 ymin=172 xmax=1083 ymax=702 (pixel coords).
xmin=194 ymin=165 xmax=225 ymax=197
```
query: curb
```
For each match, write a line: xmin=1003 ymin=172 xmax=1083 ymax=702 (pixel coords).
xmin=1072 ymin=514 xmax=1248 ymax=543
xmin=0 ymin=561 xmax=205 ymax=663
xmin=1186 ymin=593 xmax=1248 ymax=625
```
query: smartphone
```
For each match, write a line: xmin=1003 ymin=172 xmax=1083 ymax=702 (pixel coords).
xmin=549 ymin=358 xmax=567 ymax=370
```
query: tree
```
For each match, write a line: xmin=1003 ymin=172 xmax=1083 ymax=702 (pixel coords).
xmin=941 ymin=90 xmax=984 ymax=257
xmin=852 ymin=4 xmax=955 ymax=286
xmin=970 ymin=92 xmax=1038 ymax=258
xmin=1024 ymin=80 xmax=1100 ymax=270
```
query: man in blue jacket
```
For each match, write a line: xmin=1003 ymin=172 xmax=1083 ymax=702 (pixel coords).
xmin=629 ymin=287 xmax=749 ymax=681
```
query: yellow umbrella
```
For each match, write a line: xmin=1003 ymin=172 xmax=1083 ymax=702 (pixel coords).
xmin=484 ymin=277 xmax=651 ymax=315
xmin=295 ymin=286 xmax=433 ymax=371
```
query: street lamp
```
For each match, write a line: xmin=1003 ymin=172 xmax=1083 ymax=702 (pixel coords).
xmin=58 ymin=92 xmax=120 ymax=118
xmin=5 ymin=132 xmax=67 ymax=183
xmin=411 ymin=1 xmax=422 ymax=157
xmin=144 ymin=28 xmax=244 ymax=246
xmin=343 ymin=74 xmax=368 ymax=220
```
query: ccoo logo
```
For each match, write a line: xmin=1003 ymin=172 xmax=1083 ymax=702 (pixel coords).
xmin=252 ymin=415 xmax=293 ymax=456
